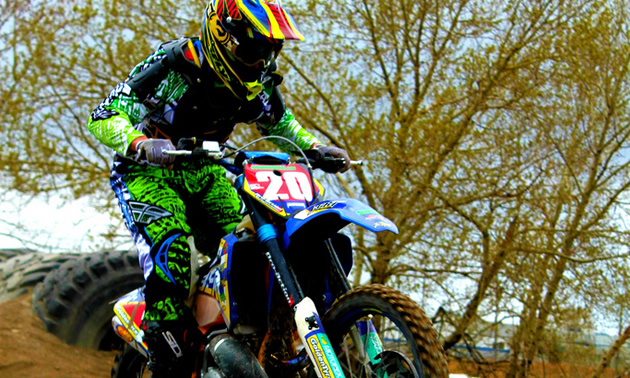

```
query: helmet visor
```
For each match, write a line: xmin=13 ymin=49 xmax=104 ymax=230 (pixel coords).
xmin=227 ymin=36 xmax=282 ymax=71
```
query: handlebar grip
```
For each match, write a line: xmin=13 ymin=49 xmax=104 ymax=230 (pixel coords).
xmin=163 ymin=147 xmax=223 ymax=159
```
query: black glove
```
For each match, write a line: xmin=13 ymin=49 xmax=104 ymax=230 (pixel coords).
xmin=136 ymin=139 xmax=177 ymax=166
xmin=315 ymin=145 xmax=351 ymax=173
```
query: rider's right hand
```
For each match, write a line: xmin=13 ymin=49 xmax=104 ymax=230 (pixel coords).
xmin=135 ymin=138 xmax=177 ymax=166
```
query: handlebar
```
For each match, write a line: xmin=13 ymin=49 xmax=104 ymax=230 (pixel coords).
xmin=163 ymin=138 xmax=364 ymax=173
xmin=164 ymin=140 xmax=224 ymax=159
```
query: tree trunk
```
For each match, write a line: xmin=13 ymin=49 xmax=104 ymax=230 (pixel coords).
xmin=590 ymin=324 xmax=630 ymax=378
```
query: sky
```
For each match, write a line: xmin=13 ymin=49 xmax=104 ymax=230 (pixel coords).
xmin=0 ymin=193 xmax=125 ymax=253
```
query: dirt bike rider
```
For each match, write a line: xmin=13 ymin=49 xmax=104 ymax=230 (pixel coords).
xmin=86 ymin=0 xmax=350 ymax=375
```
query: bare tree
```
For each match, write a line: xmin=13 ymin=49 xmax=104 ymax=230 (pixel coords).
xmin=3 ymin=0 xmax=630 ymax=373
xmin=285 ymin=0 xmax=630 ymax=374
xmin=0 ymin=0 xmax=202 ymax=247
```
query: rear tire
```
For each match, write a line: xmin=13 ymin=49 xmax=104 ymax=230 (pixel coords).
xmin=31 ymin=249 xmax=144 ymax=350
xmin=323 ymin=284 xmax=449 ymax=378
xmin=111 ymin=344 xmax=149 ymax=378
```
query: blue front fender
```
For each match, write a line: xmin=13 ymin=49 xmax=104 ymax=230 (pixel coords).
xmin=282 ymin=198 xmax=398 ymax=248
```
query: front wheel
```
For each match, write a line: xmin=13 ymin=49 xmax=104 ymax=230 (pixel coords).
xmin=323 ymin=284 xmax=448 ymax=378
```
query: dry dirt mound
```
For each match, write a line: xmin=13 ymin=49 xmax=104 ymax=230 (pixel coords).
xmin=0 ymin=292 xmax=116 ymax=378
xmin=3 ymin=290 xmax=617 ymax=378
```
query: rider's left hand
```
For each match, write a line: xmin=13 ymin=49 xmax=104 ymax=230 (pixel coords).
xmin=314 ymin=145 xmax=351 ymax=173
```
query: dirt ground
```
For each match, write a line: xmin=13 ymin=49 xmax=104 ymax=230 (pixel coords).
xmin=0 ymin=293 xmax=116 ymax=378
xmin=0 ymin=292 xmax=623 ymax=378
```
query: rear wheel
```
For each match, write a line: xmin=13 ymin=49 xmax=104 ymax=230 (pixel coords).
xmin=111 ymin=344 xmax=149 ymax=378
xmin=323 ymin=284 xmax=448 ymax=378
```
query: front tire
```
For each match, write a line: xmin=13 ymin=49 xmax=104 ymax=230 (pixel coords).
xmin=323 ymin=284 xmax=449 ymax=378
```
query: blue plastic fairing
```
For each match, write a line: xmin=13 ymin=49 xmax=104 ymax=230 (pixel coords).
xmin=282 ymin=198 xmax=398 ymax=248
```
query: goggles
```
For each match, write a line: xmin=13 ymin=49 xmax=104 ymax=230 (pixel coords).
xmin=225 ymin=34 xmax=282 ymax=71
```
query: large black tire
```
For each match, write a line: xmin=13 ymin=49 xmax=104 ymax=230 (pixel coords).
xmin=0 ymin=250 xmax=82 ymax=303
xmin=323 ymin=284 xmax=449 ymax=378
xmin=32 ymin=249 xmax=144 ymax=350
xmin=0 ymin=248 xmax=34 ymax=262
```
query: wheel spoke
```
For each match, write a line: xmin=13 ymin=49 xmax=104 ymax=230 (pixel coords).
xmin=322 ymin=285 xmax=448 ymax=377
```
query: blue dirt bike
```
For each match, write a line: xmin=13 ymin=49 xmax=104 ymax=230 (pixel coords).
xmin=110 ymin=137 xmax=448 ymax=377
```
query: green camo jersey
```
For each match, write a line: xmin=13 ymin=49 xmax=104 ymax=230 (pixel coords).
xmin=86 ymin=37 xmax=321 ymax=157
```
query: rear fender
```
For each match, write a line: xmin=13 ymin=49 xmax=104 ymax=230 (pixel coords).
xmin=283 ymin=198 xmax=398 ymax=248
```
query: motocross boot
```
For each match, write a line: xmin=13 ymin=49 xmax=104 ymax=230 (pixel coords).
xmin=142 ymin=316 xmax=205 ymax=377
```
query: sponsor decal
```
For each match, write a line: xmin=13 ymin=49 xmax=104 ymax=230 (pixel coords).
xmin=293 ymin=200 xmax=340 ymax=220
xmin=198 ymin=268 xmax=221 ymax=300
xmin=162 ymin=330 xmax=183 ymax=358
xmin=251 ymin=165 xmax=296 ymax=170
xmin=91 ymin=107 xmax=119 ymax=121
xmin=308 ymin=335 xmax=332 ymax=378
xmin=356 ymin=208 xmax=378 ymax=215
xmin=366 ymin=214 xmax=386 ymax=220
xmin=306 ymin=333 xmax=344 ymax=377
xmin=127 ymin=201 xmax=173 ymax=225
xmin=284 ymin=201 xmax=308 ymax=210
xmin=218 ymin=239 xmax=229 ymax=269
xmin=265 ymin=251 xmax=293 ymax=307
xmin=374 ymin=221 xmax=393 ymax=228
xmin=293 ymin=209 xmax=310 ymax=220
xmin=311 ymin=201 xmax=338 ymax=212
xmin=252 ymin=190 xmax=284 ymax=213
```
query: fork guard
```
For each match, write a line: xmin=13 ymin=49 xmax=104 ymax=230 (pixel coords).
xmin=282 ymin=198 xmax=398 ymax=248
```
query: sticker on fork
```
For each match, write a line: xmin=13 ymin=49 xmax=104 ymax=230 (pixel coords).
xmin=305 ymin=329 xmax=344 ymax=378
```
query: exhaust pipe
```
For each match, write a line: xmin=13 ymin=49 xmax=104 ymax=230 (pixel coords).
xmin=206 ymin=334 xmax=268 ymax=378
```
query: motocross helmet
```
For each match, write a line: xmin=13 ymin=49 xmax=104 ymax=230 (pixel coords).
xmin=201 ymin=0 xmax=304 ymax=101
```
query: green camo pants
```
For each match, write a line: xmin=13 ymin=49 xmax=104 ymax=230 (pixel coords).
xmin=110 ymin=158 xmax=242 ymax=321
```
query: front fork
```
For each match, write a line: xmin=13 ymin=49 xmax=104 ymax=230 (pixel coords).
xmin=260 ymin=233 xmax=346 ymax=378
xmin=245 ymin=198 xmax=383 ymax=378
xmin=294 ymin=297 xmax=345 ymax=377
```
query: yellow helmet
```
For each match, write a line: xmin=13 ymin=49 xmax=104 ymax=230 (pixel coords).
xmin=200 ymin=0 xmax=304 ymax=101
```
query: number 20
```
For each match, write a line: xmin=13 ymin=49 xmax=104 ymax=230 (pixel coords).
xmin=255 ymin=171 xmax=313 ymax=202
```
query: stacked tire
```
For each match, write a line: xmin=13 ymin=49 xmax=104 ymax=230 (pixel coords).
xmin=0 ymin=249 xmax=82 ymax=303
xmin=31 ymin=250 xmax=144 ymax=350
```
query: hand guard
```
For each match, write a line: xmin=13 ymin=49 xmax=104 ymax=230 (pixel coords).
xmin=314 ymin=145 xmax=351 ymax=173
xmin=136 ymin=139 xmax=177 ymax=166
